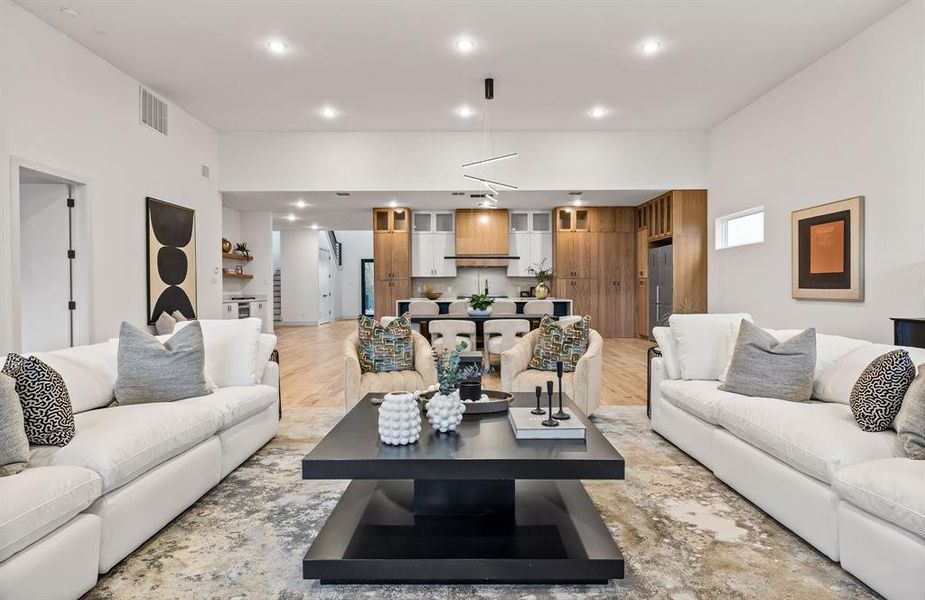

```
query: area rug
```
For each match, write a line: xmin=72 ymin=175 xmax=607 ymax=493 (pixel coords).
xmin=86 ymin=406 xmax=877 ymax=599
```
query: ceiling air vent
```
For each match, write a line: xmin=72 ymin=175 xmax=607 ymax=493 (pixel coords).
xmin=139 ymin=86 xmax=168 ymax=135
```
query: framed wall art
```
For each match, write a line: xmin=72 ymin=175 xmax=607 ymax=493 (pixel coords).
xmin=146 ymin=197 xmax=198 ymax=323
xmin=791 ymin=196 xmax=864 ymax=301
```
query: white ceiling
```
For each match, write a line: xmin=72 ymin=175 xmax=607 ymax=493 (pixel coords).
xmin=221 ymin=190 xmax=662 ymax=231
xmin=19 ymin=0 xmax=902 ymax=132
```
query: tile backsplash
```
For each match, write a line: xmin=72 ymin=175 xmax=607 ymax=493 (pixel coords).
xmin=413 ymin=267 xmax=536 ymax=298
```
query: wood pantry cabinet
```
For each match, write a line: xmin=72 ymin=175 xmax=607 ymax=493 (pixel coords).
xmin=635 ymin=190 xmax=708 ymax=338
xmin=373 ymin=207 xmax=411 ymax=319
xmin=553 ymin=206 xmax=636 ymax=337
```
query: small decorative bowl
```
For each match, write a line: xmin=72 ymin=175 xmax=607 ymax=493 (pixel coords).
xmin=424 ymin=291 xmax=442 ymax=300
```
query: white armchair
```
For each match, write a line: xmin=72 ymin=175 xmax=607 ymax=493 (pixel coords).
xmin=343 ymin=330 xmax=438 ymax=410
xmin=501 ymin=328 xmax=604 ymax=416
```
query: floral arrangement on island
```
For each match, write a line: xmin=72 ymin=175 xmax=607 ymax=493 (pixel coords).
xmin=528 ymin=258 xmax=554 ymax=299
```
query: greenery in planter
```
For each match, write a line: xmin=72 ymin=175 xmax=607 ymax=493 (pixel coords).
xmin=433 ymin=342 xmax=482 ymax=395
xmin=468 ymin=293 xmax=494 ymax=311
xmin=528 ymin=258 xmax=554 ymax=284
xmin=234 ymin=242 xmax=250 ymax=257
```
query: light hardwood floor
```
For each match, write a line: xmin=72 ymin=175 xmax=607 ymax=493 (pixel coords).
xmin=276 ymin=320 xmax=653 ymax=410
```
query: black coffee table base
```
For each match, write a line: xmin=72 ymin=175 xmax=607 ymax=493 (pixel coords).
xmin=303 ymin=479 xmax=624 ymax=584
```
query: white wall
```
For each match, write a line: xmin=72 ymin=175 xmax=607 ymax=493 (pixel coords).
xmin=19 ymin=183 xmax=70 ymax=351
xmin=221 ymin=205 xmax=242 ymax=244
xmin=707 ymin=0 xmax=925 ymax=343
xmin=279 ymin=229 xmax=320 ymax=324
xmin=240 ymin=212 xmax=274 ymax=332
xmin=219 ymin=131 xmax=707 ymax=192
xmin=335 ymin=230 xmax=374 ymax=319
xmin=0 ymin=0 xmax=221 ymax=353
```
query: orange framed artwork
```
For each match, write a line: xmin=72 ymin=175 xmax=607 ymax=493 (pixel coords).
xmin=791 ymin=196 xmax=864 ymax=301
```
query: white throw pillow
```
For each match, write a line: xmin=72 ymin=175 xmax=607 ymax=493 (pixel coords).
xmin=255 ymin=333 xmax=278 ymax=383
xmin=174 ymin=318 xmax=262 ymax=387
xmin=814 ymin=343 xmax=925 ymax=404
xmin=669 ymin=313 xmax=752 ymax=380
xmin=30 ymin=342 xmax=119 ymax=414
xmin=652 ymin=327 xmax=681 ymax=380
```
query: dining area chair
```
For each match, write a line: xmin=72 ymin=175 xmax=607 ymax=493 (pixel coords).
xmin=482 ymin=319 xmax=530 ymax=370
xmin=447 ymin=300 xmax=468 ymax=315
xmin=429 ymin=319 xmax=477 ymax=353
xmin=491 ymin=299 xmax=517 ymax=315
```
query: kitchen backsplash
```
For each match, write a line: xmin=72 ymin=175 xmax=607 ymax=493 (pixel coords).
xmin=413 ymin=267 xmax=536 ymax=298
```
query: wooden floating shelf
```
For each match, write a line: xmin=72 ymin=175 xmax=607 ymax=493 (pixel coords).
xmin=222 ymin=272 xmax=254 ymax=280
xmin=222 ymin=252 xmax=253 ymax=262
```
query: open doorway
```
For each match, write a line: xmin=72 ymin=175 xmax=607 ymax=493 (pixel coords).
xmin=361 ymin=258 xmax=374 ymax=317
xmin=318 ymin=246 xmax=334 ymax=324
xmin=14 ymin=163 xmax=91 ymax=352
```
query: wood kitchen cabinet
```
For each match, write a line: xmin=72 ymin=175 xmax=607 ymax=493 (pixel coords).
xmin=556 ymin=278 xmax=599 ymax=325
xmin=554 ymin=231 xmax=598 ymax=279
xmin=373 ymin=207 xmax=411 ymax=319
xmin=555 ymin=207 xmax=590 ymax=232
xmin=598 ymin=229 xmax=636 ymax=338
xmin=455 ymin=208 xmax=509 ymax=267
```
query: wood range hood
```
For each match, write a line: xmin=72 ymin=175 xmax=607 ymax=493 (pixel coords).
xmin=450 ymin=208 xmax=518 ymax=267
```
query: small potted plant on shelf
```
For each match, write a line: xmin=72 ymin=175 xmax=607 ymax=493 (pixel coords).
xmin=528 ymin=258 xmax=554 ymax=299
xmin=234 ymin=242 xmax=250 ymax=259
xmin=425 ymin=343 xmax=481 ymax=433
xmin=467 ymin=292 xmax=494 ymax=316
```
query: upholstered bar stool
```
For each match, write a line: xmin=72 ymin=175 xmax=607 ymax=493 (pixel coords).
xmin=483 ymin=319 xmax=530 ymax=370
xmin=429 ymin=319 xmax=477 ymax=353
xmin=408 ymin=300 xmax=439 ymax=315
xmin=523 ymin=299 xmax=554 ymax=315
xmin=447 ymin=300 xmax=468 ymax=315
xmin=492 ymin=299 xmax=517 ymax=315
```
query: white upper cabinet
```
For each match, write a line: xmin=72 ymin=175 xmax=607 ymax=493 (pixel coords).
xmin=507 ymin=211 xmax=552 ymax=276
xmin=412 ymin=212 xmax=456 ymax=276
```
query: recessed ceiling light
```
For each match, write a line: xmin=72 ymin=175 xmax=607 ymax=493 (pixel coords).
xmin=320 ymin=106 xmax=338 ymax=119
xmin=573 ymin=197 xmax=583 ymax=206
xmin=311 ymin=223 xmax=320 ymax=230
xmin=266 ymin=39 xmax=288 ymax=55
xmin=60 ymin=6 xmax=79 ymax=17
xmin=641 ymin=40 xmax=662 ymax=55
xmin=455 ymin=38 xmax=475 ymax=53
xmin=295 ymin=199 xmax=307 ymax=208
xmin=456 ymin=105 xmax=474 ymax=118
xmin=287 ymin=213 xmax=296 ymax=222
xmin=388 ymin=199 xmax=398 ymax=208
xmin=589 ymin=106 xmax=607 ymax=119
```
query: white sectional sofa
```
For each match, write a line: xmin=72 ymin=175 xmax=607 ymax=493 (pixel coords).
xmin=0 ymin=332 xmax=280 ymax=600
xmin=650 ymin=321 xmax=925 ymax=600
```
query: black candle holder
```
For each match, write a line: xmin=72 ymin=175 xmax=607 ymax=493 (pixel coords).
xmin=553 ymin=360 xmax=570 ymax=420
xmin=542 ymin=380 xmax=559 ymax=427
xmin=532 ymin=385 xmax=545 ymax=415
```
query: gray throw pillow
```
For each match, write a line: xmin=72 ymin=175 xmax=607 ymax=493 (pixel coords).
xmin=895 ymin=366 xmax=925 ymax=458
xmin=155 ymin=311 xmax=176 ymax=335
xmin=115 ymin=321 xmax=211 ymax=404
xmin=719 ymin=320 xmax=816 ymax=401
xmin=0 ymin=373 xmax=29 ymax=476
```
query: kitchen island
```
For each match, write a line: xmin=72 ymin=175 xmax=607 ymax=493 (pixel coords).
xmin=395 ymin=298 xmax=572 ymax=317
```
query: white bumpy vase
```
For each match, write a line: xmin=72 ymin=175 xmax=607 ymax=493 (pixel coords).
xmin=378 ymin=392 xmax=422 ymax=446
xmin=425 ymin=390 xmax=466 ymax=433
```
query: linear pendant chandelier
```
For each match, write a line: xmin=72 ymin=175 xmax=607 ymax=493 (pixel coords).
xmin=462 ymin=78 xmax=517 ymax=203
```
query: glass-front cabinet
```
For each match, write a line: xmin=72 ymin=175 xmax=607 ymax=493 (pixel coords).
xmin=411 ymin=211 xmax=456 ymax=277
xmin=374 ymin=207 xmax=410 ymax=232
xmin=508 ymin=211 xmax=553 ymax=277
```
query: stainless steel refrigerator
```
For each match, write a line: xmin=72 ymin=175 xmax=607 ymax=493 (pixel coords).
xmin=648 ymin=244 xmax=673 ymax=339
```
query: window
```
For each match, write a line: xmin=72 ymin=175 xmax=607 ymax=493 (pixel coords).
xmin=715 ymin=206 xmax=764 ymax=249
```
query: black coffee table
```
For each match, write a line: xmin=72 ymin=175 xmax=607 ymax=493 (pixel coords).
xmin=302 ymin=392 xmax=625 ymax=584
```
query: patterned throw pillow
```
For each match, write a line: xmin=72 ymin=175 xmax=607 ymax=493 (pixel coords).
xmin=529 ymin=315 xmax=591 ymax=372
xmin=850 ymin=350 xmax=916 ymax=432
xmin=2 ymin=353 xmax=76 ymax=446
xmin=357 ymin=314 xmax=414 ymax=373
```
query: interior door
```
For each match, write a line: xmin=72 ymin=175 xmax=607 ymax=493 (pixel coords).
xmin=319 ymin=249 xmax=333 ymax=324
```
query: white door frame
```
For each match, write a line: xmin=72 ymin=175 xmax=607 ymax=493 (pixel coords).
xmin=3 ymin=156 xmax=94 ymax=352
xmin=318 ymin=246 xmax=333 ymax=324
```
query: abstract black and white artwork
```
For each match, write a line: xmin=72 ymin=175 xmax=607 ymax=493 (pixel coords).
xmin=146 ymin=197 xmax=197 ymax=324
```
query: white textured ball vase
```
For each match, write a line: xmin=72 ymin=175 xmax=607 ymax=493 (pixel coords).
xmin=378 ymin=392 xmax=422 ymax=446
xmin=425 ymin=390 xmax=467 ymax=433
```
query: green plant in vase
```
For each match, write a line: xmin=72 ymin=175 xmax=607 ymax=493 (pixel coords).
xmin=467 ymin=292 xmax=494 ymax=316
xmin=427 ymin=342 xmax=481 ymax=432
xmin=528 ymin=258 xmax=554 ymax=299
xmin=234 ymin=242 xmax=250 ymax=258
